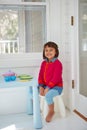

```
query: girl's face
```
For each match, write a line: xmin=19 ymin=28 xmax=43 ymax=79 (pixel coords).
xmin=44 ymin=46 xmax=56 ymax=61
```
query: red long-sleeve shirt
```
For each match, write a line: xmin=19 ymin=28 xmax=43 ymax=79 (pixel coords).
xmin=38 ymin=59 xmax=63 ymax=88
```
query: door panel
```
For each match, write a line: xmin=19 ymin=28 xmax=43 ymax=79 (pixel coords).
xmin=74 ymin=0 xmax=87 ymax=117
xmin=79 ymin=2 xmax=87 ymax=97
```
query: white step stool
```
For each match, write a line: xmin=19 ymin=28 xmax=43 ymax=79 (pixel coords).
xmin=40 ymin=93 xmax=66 ymax=118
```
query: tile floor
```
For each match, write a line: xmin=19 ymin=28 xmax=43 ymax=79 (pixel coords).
xmin=0 ymin=111 xmax=87 ymax=130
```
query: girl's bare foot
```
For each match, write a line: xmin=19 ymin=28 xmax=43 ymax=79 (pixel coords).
xmin=46 ymin=111 xmax=55 ymax=122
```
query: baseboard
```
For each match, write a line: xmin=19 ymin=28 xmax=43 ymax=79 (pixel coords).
xmin=73 ymin=109 xmax=87 ymax=122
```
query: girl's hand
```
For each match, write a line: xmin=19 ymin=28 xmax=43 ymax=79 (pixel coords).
xmin=39 ymin=86 xmax=45 ymax=96
xmin=44 ymin=88 xmax=49 ymax=95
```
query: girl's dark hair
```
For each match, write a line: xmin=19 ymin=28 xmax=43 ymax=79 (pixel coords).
xmin=43 ymin=41 xmax=59 ymax=59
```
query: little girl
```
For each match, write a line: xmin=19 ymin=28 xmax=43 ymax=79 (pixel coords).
xmin=38 ymin=41 xmax=63 ymax=122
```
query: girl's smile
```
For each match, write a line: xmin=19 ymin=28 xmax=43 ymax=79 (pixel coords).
xmin=45 ymin=46 xmax=56 ymax=61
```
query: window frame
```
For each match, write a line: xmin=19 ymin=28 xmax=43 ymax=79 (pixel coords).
xmin=0 ymin=1 xmax=48 ymax=55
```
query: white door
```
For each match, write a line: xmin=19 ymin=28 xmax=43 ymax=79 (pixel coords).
xmin=74 ymin=0 xmax=87 ymax=118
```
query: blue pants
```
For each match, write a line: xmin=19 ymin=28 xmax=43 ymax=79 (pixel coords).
xmin=45 ymin=86 xmax=63 ymax=105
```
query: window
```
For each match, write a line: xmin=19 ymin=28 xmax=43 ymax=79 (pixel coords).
xmin=0 ymin=4 xmax=46 ymax=54
xmin=23 ymin=0 xmax=46 ymax=2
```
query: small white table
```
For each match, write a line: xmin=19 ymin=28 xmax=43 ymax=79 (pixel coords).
xmin=0 ymin=78 xmax=42 ymax=129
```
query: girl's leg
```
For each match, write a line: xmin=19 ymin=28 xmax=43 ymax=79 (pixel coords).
xmin=46 ymin=103 xmax=54 ymax=122
xmin=45 ymin=89 xmax=59 ymax=122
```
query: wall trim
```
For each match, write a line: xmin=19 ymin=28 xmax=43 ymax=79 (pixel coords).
xmin=0 ymin=53 xmax=42 ymax=68
xmin=74 ymin=109 xmax=87 ymax=122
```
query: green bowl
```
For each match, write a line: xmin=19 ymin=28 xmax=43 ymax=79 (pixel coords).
xmin=18 ymin=74 xmax=33 ymax=80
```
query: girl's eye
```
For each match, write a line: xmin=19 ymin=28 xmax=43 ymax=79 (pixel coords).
xmin=50 ymin=49 xmax=53 ymax=51
xmin=45 ymin=49 xmax=48 ymax=52
xmin=45 ymin=48 xmax=54 ymax=52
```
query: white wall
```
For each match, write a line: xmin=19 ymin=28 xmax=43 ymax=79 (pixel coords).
xmin=46 ymin=0 xmax=75 ymax=111
xmin=46 ymin=0 xmax=61 ymax=43
xmin=0 ymin=53 xmax=42 ymax=79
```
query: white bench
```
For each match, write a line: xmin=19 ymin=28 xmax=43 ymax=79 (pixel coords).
xmin=40 ymin=93 xmax=66 ymax=118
